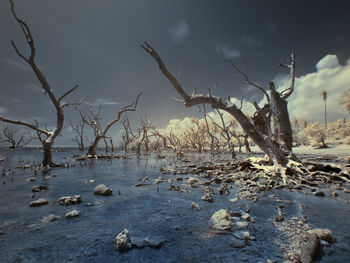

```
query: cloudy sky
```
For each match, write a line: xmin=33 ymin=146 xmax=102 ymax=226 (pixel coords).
xmin=0 ymin=0 xmax=350 ymax=146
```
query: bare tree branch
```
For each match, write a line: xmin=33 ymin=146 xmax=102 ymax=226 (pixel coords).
xmin=141 ymin=42 xmax=190 ymax=102
xmin=280 ymin=51 xmax=296 ymax=99
xmin=58 ymin=85 xmax=79 ymax=104
xmin=220 ymin=48 xmax=270 ymax=104
xmin=0 ymin=115 xmax=50 ymax=136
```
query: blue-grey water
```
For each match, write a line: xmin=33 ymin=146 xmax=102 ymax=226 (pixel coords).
xmin=0 ymin=148 xmax=349 ymax=262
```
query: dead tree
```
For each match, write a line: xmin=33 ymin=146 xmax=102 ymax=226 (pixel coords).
xmin=151 ymin=129 xmax=168 ymax=150
xmin=198 ymin=104 xmax=220 ymax=154
xmin=0 ymin=125 xmax=32 ymax=149
xmin=83 ymin=92 xmax=142 ymax=156
xmin=237 ymin=134 xmax=251 ymax=153
xmin=0 ymin=0 xmax=80 ymax=166
xmin=182 ymin=119 xmax=206 ymax=152
xmin=207 ymin=109 xmax=237 ymax=158
xmin=70 ymin=109 xmax=86 ymax=151
xmin=136 ymin=115 xmax=154 ymax=154
xmin=142 ymin=42 xmax=296 ymax=166
xmin=167 ymin=131 xmax=185 ymax=156
xmin=121 ymin=115 xmax=137 ymax=151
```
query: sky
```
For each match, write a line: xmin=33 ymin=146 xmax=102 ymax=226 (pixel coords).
xmin=0 ymin=0 xmax=350 ymax=146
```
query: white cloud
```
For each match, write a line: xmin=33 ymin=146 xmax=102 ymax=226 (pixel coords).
xmin=218 ymin=46 xmax=241 ymax=59
xmin=87 ymin=98 xmax=120 ymax=106
xmin=241 ymin=36 xmax=263 ymax=48
xmin=316 ymin=54 xmax=338 ymax=71
xmin=277 ymin=54 xmax=350 ymax=123
xmin=170 ymin=20 xmax=190 ymax=43
xmin=160 ymin=97 xmax=255 ymax=134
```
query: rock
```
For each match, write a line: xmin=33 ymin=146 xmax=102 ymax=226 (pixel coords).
xmin=190 ymin=202 xmax=200 ymax=211
xmin=239 ymin=161 xmax=253 ymax=171
xmin=59 ymin=195 xmax=82 ymax=206
xmin=115 ymin=229 xmax=131 ymax=250
xmin=320 ymin=240 xmax=330 ymax=246
xmin=168 ymin=184 xmax=180 ymax=192
xmin=185 ymin=177 xmax=200 ymax=186
xmin=235 ymin=221 xmax=249 ymax=230
xmin=134 ymin=182 xmax=152 ymax=187
xmin=41 ymin=214 xmax=60 ymax=223
xmin=229 ymin=211 xmax=242 ymax=217
xmin=308 ymin=228 xmax=336 ymax=242
xmin=130 ymin=237 xmax=166 ymax=249
xmin=154 ymin=177 xmax=164 ymax=184
xmin=343 ymin=188 xmax=350 ymax=193
xmin=300 ymin=233 xmax=319 ymax=263
xmin=30 ymin=198 xmax=49 ymax=207
xmin=25 ymin=178 xmax=36 ymax=182
xmin=314 ymin=190 xmax=325 ymax=196
xmin=241 ymin=213 xmax=250 ymax=222
xmin=230 ymin=237 xmax=247 ymax=248
xmin=234 ymin=231 xmax=256 ymax=241
xmin=202 ymin=186 xmax=214 ymax=195
xmin=137 ymin=177 xmax=149 ymax=181
xmin=31 ymin=185 xmax=49 ymax=192
xmin=65 ymin=210 xmax=80 ymax=218
xmin=229 ymin=197 xmax=239 ymax=203
xmin=218 ymin=183 xmax=230 ymax=195
xmin=275 ymin=206 xmax=284 ymax=222
xmin=94 ymin=184 xmax=113 ymax=196
xmin=201 ymin=193 xmax=213 ymax=202
xmin=210 ymin=209 xmax=232 ymax=231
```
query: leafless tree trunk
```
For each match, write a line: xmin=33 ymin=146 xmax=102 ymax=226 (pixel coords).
xmin=142 ymin=42 xmax=297 ymax=166
xmin=198 ymin=104 xmax=220 ymax=154
xmin=151 ymin=129 xmax=168 ymax=150
xmin=136 ymin=115 xmax=154 ymax=154
xmin=167 ymin=131 xmax=184 ymax=156
xmin=0 ymin=0 xmax=80 ymax=166
xmin=208 ymin=109 xmax=236 ymax=158
xmin=241 ymin=134 xmax=251 ymax=153
xmin=121 ymin=115 xmax=137 ymax=151
xmin=70 ymin=109 xmax=86 ymax=151
xmin=0 ymin=125 xmax=32 ymax=149
xmin=84 ymin=92 xmax=142 ymax=156
xmin=103 ymin=137 xmax=109 ymax=153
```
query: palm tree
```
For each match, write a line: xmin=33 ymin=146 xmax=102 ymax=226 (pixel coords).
xmin=319 ymin=89 xmax=327 ymax=137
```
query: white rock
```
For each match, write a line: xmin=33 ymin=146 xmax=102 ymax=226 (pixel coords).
xmin=210 ymin=209 xmax=232 ymax=230
xmin=115 ymin=229 xmax=131 ymax=250
xmin=94 ymin=184 xmax=113 ymax=196
xmin=190 ymin=202 xmax=200 ymax=211
xmin=65 ymin=210 xmax=79 ymax=218
xmin=30 ymin=198 xmax=49 ymax=207
xmin=41 ymin=214 xmax=60 ymax=223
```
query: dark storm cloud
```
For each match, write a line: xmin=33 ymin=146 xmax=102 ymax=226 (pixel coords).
xmin=0 ymin=0 xmax=350 ymax=145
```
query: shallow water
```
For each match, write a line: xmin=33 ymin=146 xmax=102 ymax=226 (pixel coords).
xmin=0 ymin=149 xmax=349 ymax=262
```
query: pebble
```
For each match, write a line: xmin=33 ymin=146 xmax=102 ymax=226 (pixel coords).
xmin=94 ymin=184 xmax=113 ymax=195
xmin=65 ymin=210 xmax=80 ymax=218
xmin=41 ymin=214 xmax=60 ymax=223
xmin=30 ymin=198 xmax=49 ymax=207
xmin=190 ymin=202 xmax=201 ymax=211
